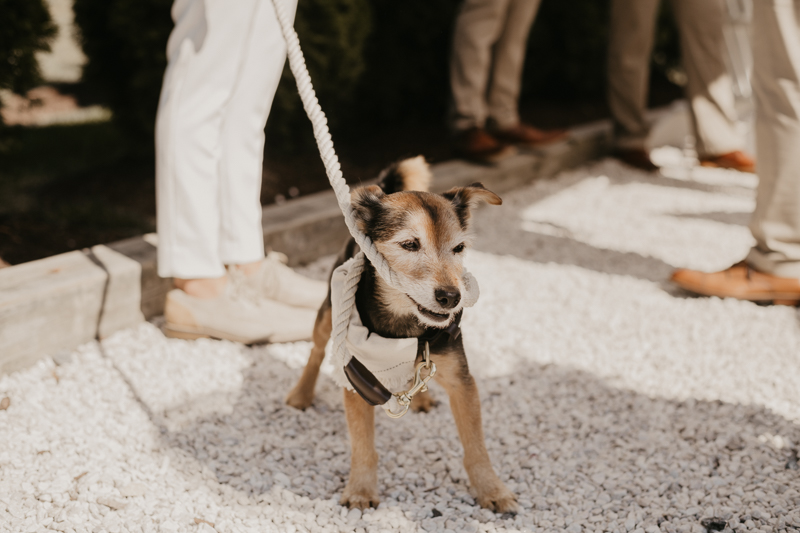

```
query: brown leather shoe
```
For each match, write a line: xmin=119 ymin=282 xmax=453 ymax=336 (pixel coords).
xmin=453 ymin=127 xmax=516 ymax=163
xmin=699 ymin=151 xmax=755 ymax=173
xmin=612 ymin=148 xmax=658 ymax=172
xmin=492 ymin=123 xmax=569 ymax=147
xmin=670 ymin=261 xmax=800 ymax=305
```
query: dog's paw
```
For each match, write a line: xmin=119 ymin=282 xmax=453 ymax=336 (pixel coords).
xmin=340 ymin=485 xmax=380 ymax=510
xmin=285 ymin=386 xmax=314 ymax=411
xmin=410 ymin=390 xmax=436 ymax=413
xmin=475 ymin=484 xmax=518 ymax=514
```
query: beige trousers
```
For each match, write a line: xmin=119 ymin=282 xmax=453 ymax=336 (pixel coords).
xmin=450 ymin=0 xmax=542 ymax=132
xmin=745 ymin=0 xmax=800 ymax=278
xmin=607 ymin=0 xmax=743 ymax=157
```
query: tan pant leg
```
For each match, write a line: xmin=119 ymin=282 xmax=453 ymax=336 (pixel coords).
xmin=450 ymin=0 xmax=512 ymax=131
xmin=486 ymin=0 xmax=542 ymax=129
xmin=672 ymin=0 xmax=744 ymax=157
xmin=607 ymin=0 xmax=660 ymax=150
xmin=745 ymin=0 xmax=800 ymax=278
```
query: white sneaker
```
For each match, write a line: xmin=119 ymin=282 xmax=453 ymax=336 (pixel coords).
xmin=163 ymin=275 xmax=317 ymax=343
xmin=243 ymin=252 xmax=328 ymax=309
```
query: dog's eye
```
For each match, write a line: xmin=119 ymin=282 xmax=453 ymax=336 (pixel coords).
xmin=453 ymin=243 xmax=466 ymax=254
xmin=400 ymin=239 xmax=420 ymax=252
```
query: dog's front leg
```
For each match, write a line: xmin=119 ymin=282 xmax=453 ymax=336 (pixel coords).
xmin=286 ymin=306 xmax=332 ymax=410
xmin=410 ymin=389 xmax=435 ymax=412
xmin=434 ymin=357 xmax=518 ymax=513
xmin=341 ymin=389 xmax=380 ymax=509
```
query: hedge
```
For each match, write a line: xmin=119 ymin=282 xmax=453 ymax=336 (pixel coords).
xmin=73 ymin=0 xmax=372 ymax=149
xmin=0 ymin=0 xmax=56 ymax=106
xmin=72 ymin=0 xmax=682 ymax=151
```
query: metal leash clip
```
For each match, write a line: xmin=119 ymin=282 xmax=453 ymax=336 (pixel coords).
xmin=385 ymin=341 xmax=437 ymax=419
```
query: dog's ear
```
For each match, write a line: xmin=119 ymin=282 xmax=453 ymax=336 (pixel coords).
xmin=351 ymin=185 xmax=385 ymax=233
xmin=442 ymin=182 xmax=502 ymax=228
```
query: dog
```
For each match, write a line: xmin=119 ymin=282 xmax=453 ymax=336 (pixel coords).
xmin=285 ymin=156 xmax=517 ymax=513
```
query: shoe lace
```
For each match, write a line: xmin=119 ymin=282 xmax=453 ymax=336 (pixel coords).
xmin=258 ymin=253 xmax=288 ymax=300
xmin=226 ymin=268 xmax=265 ymax=309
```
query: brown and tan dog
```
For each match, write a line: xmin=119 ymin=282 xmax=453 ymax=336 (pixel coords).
xmin=285 ymin=156 xmax=517 ymax=513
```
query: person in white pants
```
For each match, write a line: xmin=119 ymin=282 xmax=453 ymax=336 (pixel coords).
xmin=155 ymin=0 xmax=326 ymax=343
xmin=671 ymin=0 xmax=800 ymax=304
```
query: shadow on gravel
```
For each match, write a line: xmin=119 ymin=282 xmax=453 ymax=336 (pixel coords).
xmin=621 ymin=172 xmax=754 ymax=196
xmin=155 ymin=348 xmax=800 ymax=531
xmin=475 ymin=230 xmax=675 ymax=284
xmin=669 ymin=211 xmax=751 ymax=227
xmin=471 ymin=172 xmax=678 ymax=284
xmin=115 ymin=159 xmax=796 ymax=530
xmin=473 ymin=160 xmax=753 ymax=288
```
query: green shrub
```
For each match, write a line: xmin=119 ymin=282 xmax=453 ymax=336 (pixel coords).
xmin=268 ymin=0 xmax=372 ymax=151
xmin=652 ymin=2 xmax=683 ymax=85
xmin=74 ymin=0 xmax=371 ymax=149
xmin=73 ymin=0 xmax=174 ymax=141
xmin=524 ymin=0 xmax=681 ymax=101
xmin=0 ymin=0 xmax=56 ymax=105
xmin=349 ymin=0 xmax=460 ymax=125
xmin=524 ymin=0 xmax=611 ymax=100
xmin=73 ymin=0 xmax=682 ymax=151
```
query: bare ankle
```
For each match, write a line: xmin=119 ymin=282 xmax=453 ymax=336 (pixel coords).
xmin=229 ymin=260 xmax=262 ymax=277
xmin=174 ymin=276 xmax=228 ymax=299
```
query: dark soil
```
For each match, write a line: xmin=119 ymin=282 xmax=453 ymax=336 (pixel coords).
xmin=0 ymin=80 xmax=682 ymax=266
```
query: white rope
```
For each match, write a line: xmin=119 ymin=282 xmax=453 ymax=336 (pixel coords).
xmin=270 ymin=0 xmax=480 ymax=389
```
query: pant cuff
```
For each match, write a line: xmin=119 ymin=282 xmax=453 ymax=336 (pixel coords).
xmin=451 ymin=116 xmax=483 ymax=133
xmin=613 ymin=135 xmax=648 ymax=151
xmin=487 ymin=114 xmax=519 ymax=131
xmin=746 ymin=247 xmax=800 ymax=279
xmin=157 ymin=245 xmax=227 ymax=279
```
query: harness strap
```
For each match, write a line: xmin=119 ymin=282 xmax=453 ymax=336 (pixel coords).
xmin=418 ymin=312 xmax=463 ymax=349
xmin=344 ymin=314 xmax=462 ymax=407
xmin=344 ymin=357 xmax=393 ymax=406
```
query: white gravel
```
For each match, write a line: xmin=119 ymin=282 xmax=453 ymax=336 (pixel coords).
xmin=2 ymin=149 xmax=799 ymax=533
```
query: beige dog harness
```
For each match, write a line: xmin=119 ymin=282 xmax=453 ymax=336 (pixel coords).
xmin=329 ymin=256 xmax=420 ymax=393
xmin=329 ymin=254 xmax=476 ymax=418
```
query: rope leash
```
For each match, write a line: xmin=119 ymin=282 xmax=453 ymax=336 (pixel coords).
xmin=271 ymin=0 xmax=479 ymax=416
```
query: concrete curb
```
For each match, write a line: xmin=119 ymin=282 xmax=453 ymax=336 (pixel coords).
xmin=0 ymin=119 xmax=612 ymax=374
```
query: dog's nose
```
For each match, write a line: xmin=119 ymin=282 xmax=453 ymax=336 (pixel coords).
xmin=434 ymin=286 xmax=461 ymax=309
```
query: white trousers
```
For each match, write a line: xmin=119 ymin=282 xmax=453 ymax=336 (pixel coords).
xmin=156 ymin=0 xmax=297 ymax=279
